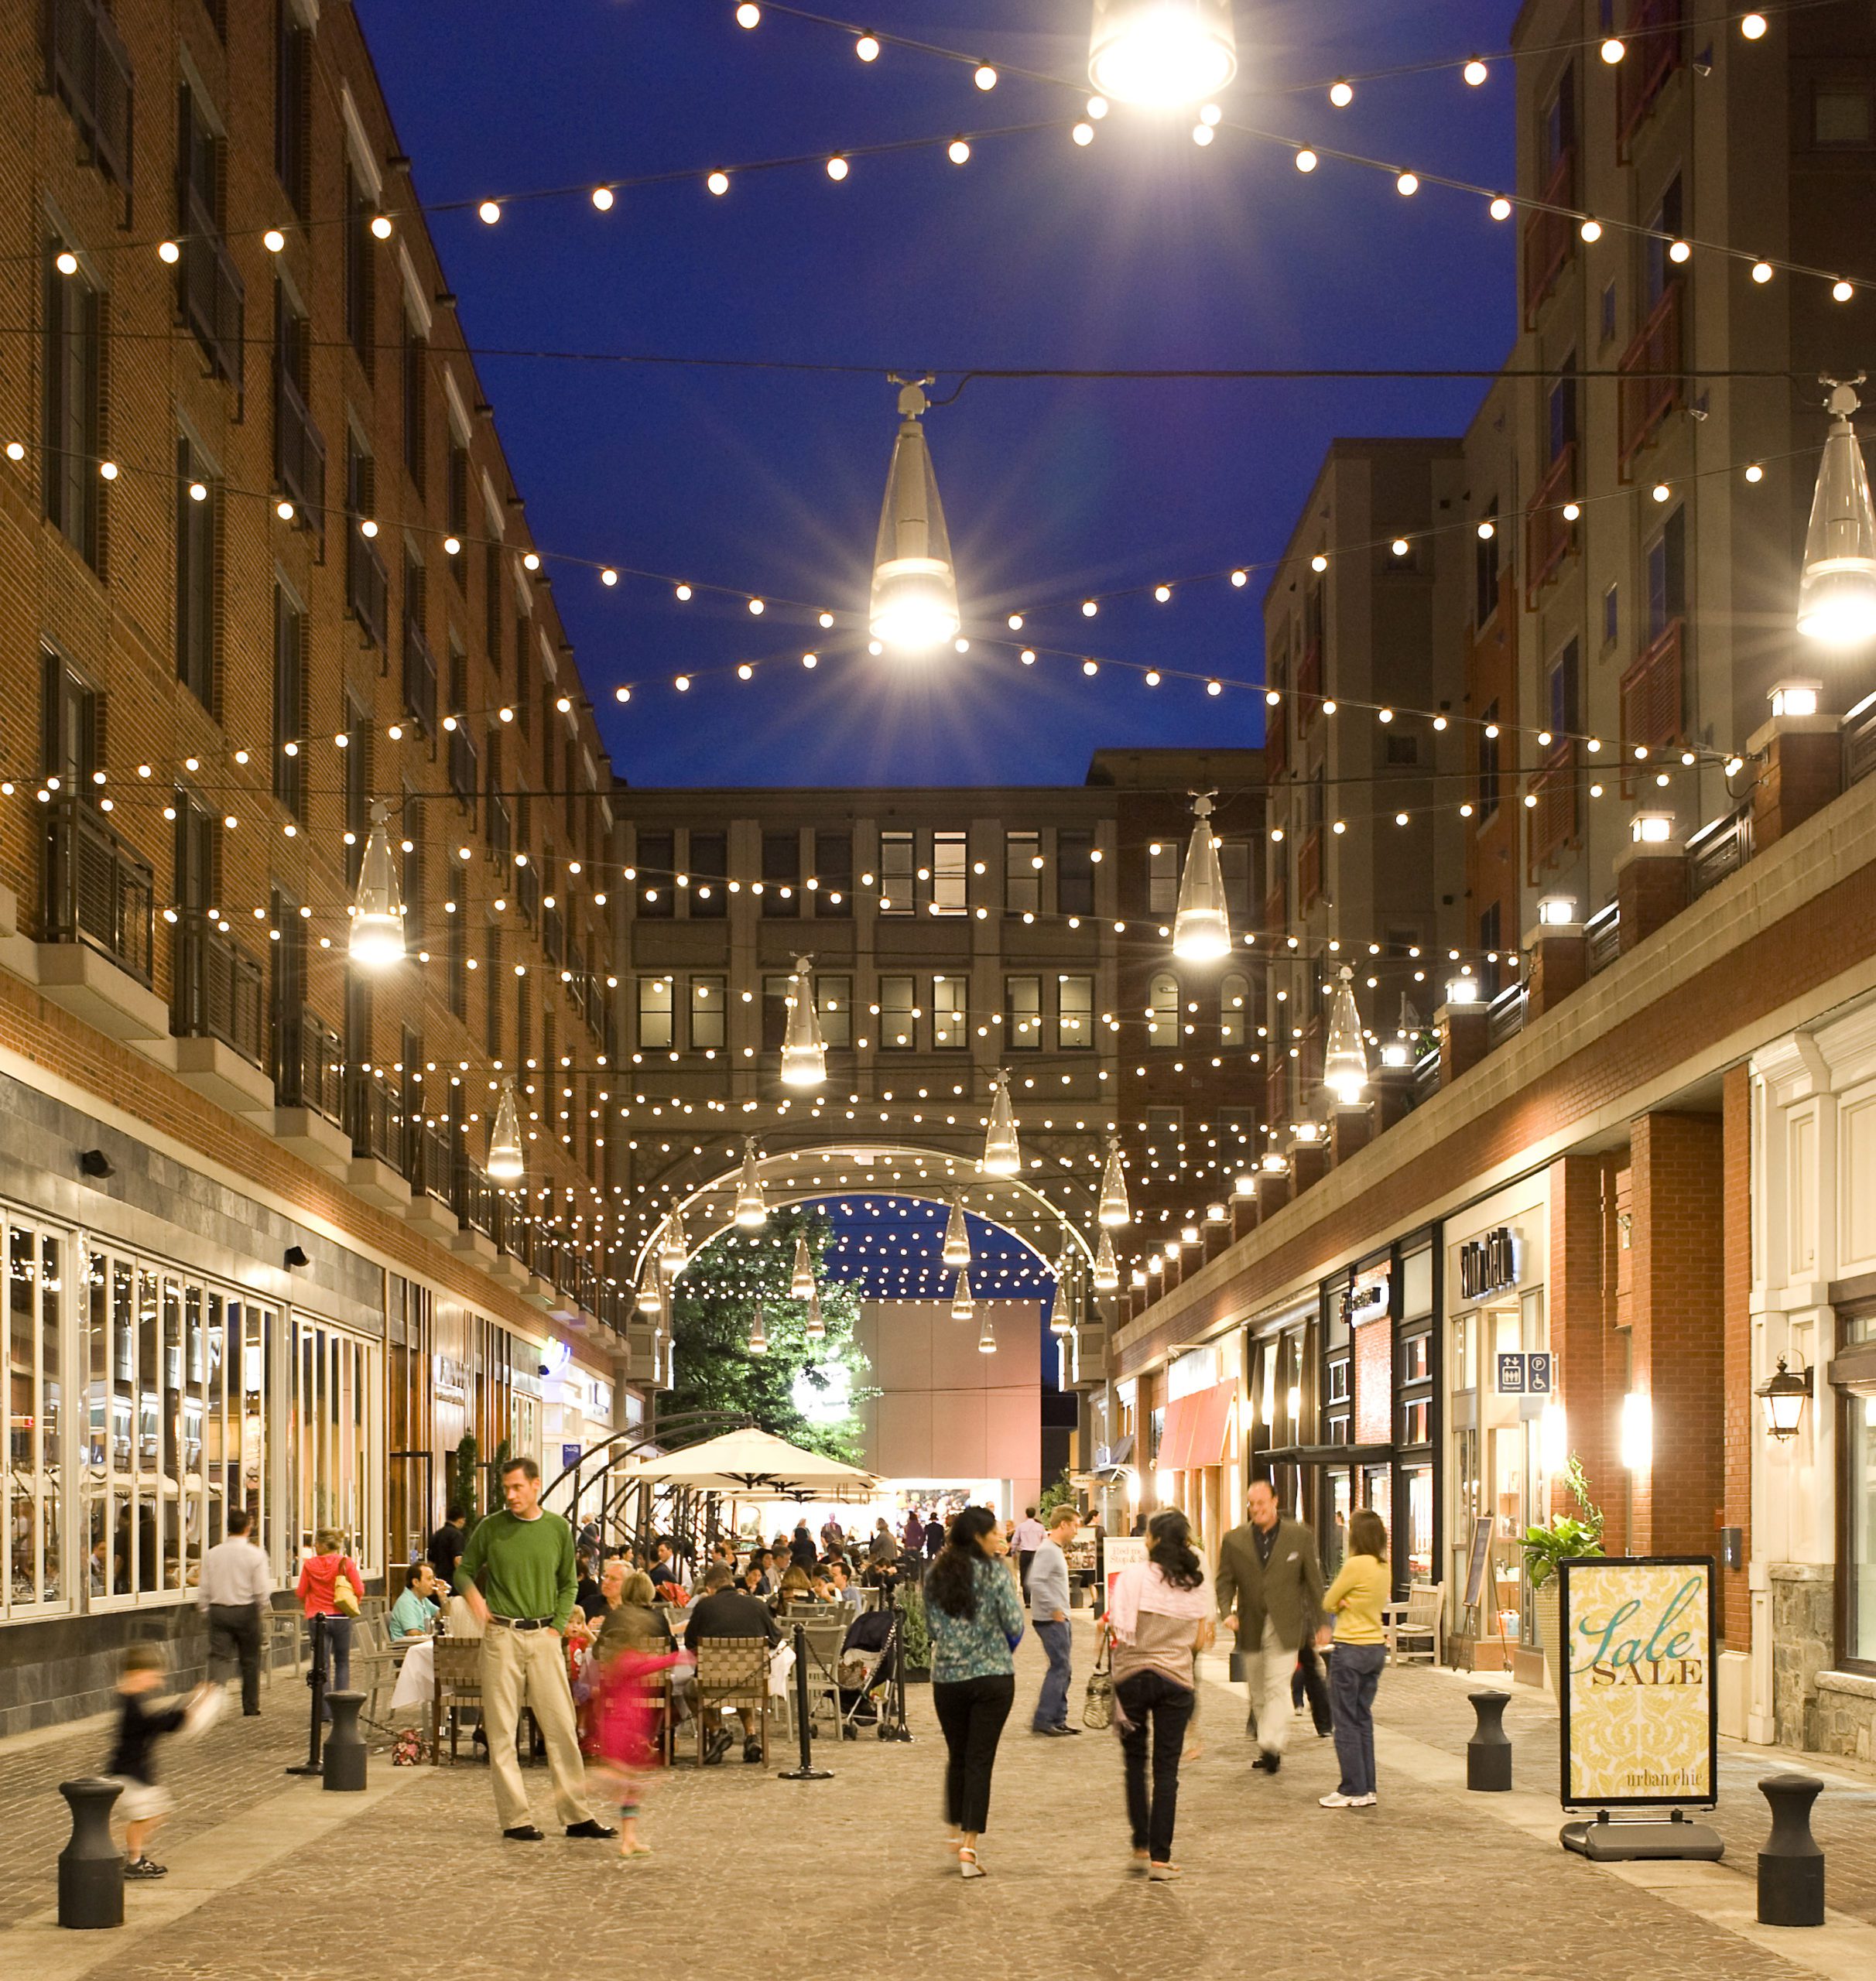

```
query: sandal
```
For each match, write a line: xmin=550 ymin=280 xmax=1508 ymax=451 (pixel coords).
xmin=960 ymin=1846 xmax=987 ymax=1880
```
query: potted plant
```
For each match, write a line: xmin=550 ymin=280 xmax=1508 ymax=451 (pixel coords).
xmin=898 ymin=1584 xmax=931 ymax=1682
xmin=1519 ymin=1456 xmax=1604 ymax=1701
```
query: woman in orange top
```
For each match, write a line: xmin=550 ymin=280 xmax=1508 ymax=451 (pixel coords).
xmin=296 ymin=1527 xmax=363 ymax=1719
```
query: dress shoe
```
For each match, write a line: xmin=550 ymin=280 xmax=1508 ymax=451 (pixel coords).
xmin=503 ymin=1825 xmax=546 ymax=1842
xmin=1253 ymin=1750 xmax=1282 ymax=1774
xmin=743 ymin=1738 xmax=764 ymax=1764
xmin=566 ymin=1819 xmax=618 ymax=1839
xmin=704 ymin=1729 xmax=734 ymax=1766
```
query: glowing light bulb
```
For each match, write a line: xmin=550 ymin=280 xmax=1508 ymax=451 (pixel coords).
xmin=675 ymin=583 xmax=692 ymax=600
xmin=736 ymin=2 xmax=761 ymax=25
xmin=1580 ymin=217 xmax=1602 ymax=241
xmin=975 ymin=63 xmax=998 ymax=89
xmin=55 ymin=250 xmax=77 ymax=275
xmin=1490 ymin=196 xmax=1512 ymax=220
xmin=263 ymin=228 xmax=286 ymax=253
xmin=948 ymin=139 xmax=971 ymax=164
xmin=592 ymin=186 xmax=614 ymax=210
xmin=707 ymin=171 xmax=730 ymax=196
xmin=1741 ymin=12 xmax=1767 ymax=39
xmin=1746 ymin=462 xmax=1765 ymax=483
xmin=1192 ymin=122 xmax=1214 ymax=145
xmin=371 ymin=214 xmax=393 ymax=239
xmin=1600 ymin=37 xmax=1625 ymax=63
xmin=1231 ymin=569 xmax=1248 ymax=586
xmin=478 ymin=200 xmax=501 ymax=224
xmin=1295 ymin=149 xmax=1317 ymax=173
xmin=1397 ymin=172 xmax=1419 ymax=197
xmin=601 ymin=569 xmax=618 ymax=587
xmin=1073 ymin=122 xmax=1095 ymax=145
xmin=1463 ymin=57 xmax=1487 ymax=85
xmin=1752 ymin=260 xmax=1774 ymax=284
xmin=1330 ymin=79 xmax=1353 ymax=106
xmin=826 ymin=156 xmax=849 ymax=181
xmin=158 ymin=240 xmax=180 ymax=263
xmin=855 ymin=33 xmax=879 ymax=60
xmin=1835 ymin=279 xmax=1855 ymax=303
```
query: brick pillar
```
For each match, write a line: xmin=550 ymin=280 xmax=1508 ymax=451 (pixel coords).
xmin=1721 ymin=1065 xmax=1752 ymax=1653
xmin=1748 ymin=713 xmax=1843 ymax=852
xmin=1629 ymin=1110 xmax=1724 ymax=1558
xmin=1231 ymin=1194 xmax=1258 ymax=1241
xmin=1255 ymin=1169 xmax=1289 ymax=1222
xmin=1374 ymin=1064 xmax=1416 ymax=1131
xmin=1330 ymin=1105 xmax=1372 ymax=1165
xmin=1549 ymin=1153 xmax=1618 ymax=1535
xmin=1614 ymin=842 xmax=1689 ymax=954
xmin=1525 ymin=925 xmax=1587 ymax=1019
xmin=1438 ymin=1003 xmax=1489 ymax=1085
xmin=1288 ymin=1141 xmax=1330 ymax=1200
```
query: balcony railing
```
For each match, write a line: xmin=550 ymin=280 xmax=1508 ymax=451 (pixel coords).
xmin=172 ymin=913 xmax=265 ymax=1067
xmin=1618 ymin=282 xmax=1684 ymax=473
xmin=347 ymin=522 xmax=388 ymax=648
xmin=1528 ymin=743 xmax=1578 ymax=874
xmin=43 ymin=795 xmax=154 ymax=986
xmin=178 ymin=186 xmax=244 ymax=387
xmin=1525 ymin=443 xmax=1578 ymax=604
xmin=406 ymin=1121 xmax=454 ymax=1204
xmin=402 ymin=618 xmax=438 ymax=737
xmin=1299 ymin=826 xmax=1323 ymax=909
xmin=457 ymin=1163 xmax=497 ymax=1240
xmin=1621 ymin=618 xmax=1686 ymax=760
xmin=542 ymin=903 xmax=564 ymax=967
xmin=1847 ymin=696 xmax=1876 ymax=788
xmin=1586 ymin=903 xmax=1622 ymax=977
xmin=276 ymin=1008 xmax=344 ymax=1122
xmin=1522 ymin=148 xmax=1576 ymax=325
xmin=489 ymin=795 xmax=513 ymax=875
xmin=447 ymin=726 xmax=477 ymax=808
xmin=273 ymin=361 xmax=326 ymax=553
xmin=1617 ymin=0 xmax=1683 ymax=156
xmin=517 ymin=863 xmax=540 ymax=927
xmin=1487 ymin=983 xmax=1527 ymax=1052
xmin=44 ymin=0 xmax=134 ymax=197
xmin=1689 ymin=806 xmax=1753 ymax=898
xmin=1412 ymin=1048 xmax=1442 ymax=1107
xmin=346 ymin=1072 xmax=402 ymax=1167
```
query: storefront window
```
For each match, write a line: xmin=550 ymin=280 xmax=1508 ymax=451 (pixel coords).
xmin=5 ymin=1220 xmax=65 ymax=1617
xmin=289 ymin=1316 xmax=380 ymax=1567
xmin=1850 ymin=1391 xmax=1876 ymax=1668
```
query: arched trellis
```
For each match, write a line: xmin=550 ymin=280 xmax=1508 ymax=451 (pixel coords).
xmin=543 ymin=1408 xmax=745 ymax=1558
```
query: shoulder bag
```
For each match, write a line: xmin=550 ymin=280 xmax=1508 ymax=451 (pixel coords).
xmin=1082 ymin=1636 xmax=1114 ymax=1731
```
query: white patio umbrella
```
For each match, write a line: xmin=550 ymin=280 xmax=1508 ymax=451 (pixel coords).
xmin=629 ymin=1426 xmax=875 ymax=1500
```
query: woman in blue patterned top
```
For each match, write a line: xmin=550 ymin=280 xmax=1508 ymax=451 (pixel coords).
xmin=923 ymin=1505 xmax=1025 ymax=1879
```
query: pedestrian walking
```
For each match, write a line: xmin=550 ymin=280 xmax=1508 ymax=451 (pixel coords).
xmin=1215 ymin=1479 xmax=1326 ymax=1774
xmin=454 ymin=1455 xmax=618 ymax=1842
xmin=197 ymin=1509 xmax=270 ymax=1716
xmin=103 ymin=1645 xmax=216 ymax=1880
xmin=426 ymin=1507 xmax=469 ymax=1584
xmin=1028 ymin=1504 xmax=1081 ymax=1737
xmin=295 ymin=1528 xmax=361 ymax=1719
xmin=1290 ymin=1635 xmax=1334 ymax=1739
xmin=1318 ymin=1509 xmax=1391 ymax=1810
xmin=924 ymin=1507 xmax=1025 ymax=1879
xmin=1107 ymin=1511 xmax=1214 ymax=1881
xmin=1010 ymin=1505 xmax=1046 ymax=1603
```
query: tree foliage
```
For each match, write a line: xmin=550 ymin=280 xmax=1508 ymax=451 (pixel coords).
xmin=665 ymin=1205 xmax=873 ymax=1463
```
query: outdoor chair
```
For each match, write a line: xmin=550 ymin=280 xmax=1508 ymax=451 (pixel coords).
xmin=431 ymin=1635 xmax=484 ymax=1762
xmin=1385 ymin=1582 xmax=1445 ymax=1665
xmin=693 ymin=1636 xmax=770 ymax=1765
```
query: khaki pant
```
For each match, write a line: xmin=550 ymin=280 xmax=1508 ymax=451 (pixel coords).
xmin=1240 ymin=1616 xmax=1296 ymax=1758
xmin=478 ymin=1623 xmax=594 ymax=1832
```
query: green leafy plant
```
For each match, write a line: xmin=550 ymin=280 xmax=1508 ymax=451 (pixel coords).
xmin=449 ymin=1432 xmax=481 ymax=1531
xmin=1037 ymin=1469 xmax=1078 ymax=1522
xmin=1520 ymin=1455 xmax=1605 ymax=1588
xmin=898 ymin=1584 xmax=931 ymax=1673
xmin=488 ymin=1437 xmax=515 ymax=1517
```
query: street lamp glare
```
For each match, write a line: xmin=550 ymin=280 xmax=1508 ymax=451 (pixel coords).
xmin=1087 ymin=0 xmax=1237 ymax=108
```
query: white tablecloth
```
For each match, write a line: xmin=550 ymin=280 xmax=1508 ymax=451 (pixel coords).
xmin=389 ymin=1639 xmax=435 ymax=1712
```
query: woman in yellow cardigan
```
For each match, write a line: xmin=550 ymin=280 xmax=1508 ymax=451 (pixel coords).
xmin=1316 ymin=1508 xmax=1390 ymax=1809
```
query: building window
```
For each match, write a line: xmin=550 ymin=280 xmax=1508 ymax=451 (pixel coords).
xmin=813 ymin=829 xmax=852 ymax=916
xmin=344 ymin=165 xmax=375 ymax=371
xmin=1479 ymin=902 xmax=1501 ymax=997
xmin=1057 ymin=973 xmax=1094 ymax=1050
xmin=759 ymin=975 xmax=790 ymax=1052
xmin=1549 ymin=639 xmax=1580 ymax=738
xmin=1645 ymin=176 xmax=1683 ymax=309
xmin=1477 ymin=701 xmax=1501 ymax=819
xmin=482 ymin=922 xmax=502 ymax=1056
xmin=1599 ymin=280 xmax=1616 ymax=346
xmin=635 ymin=830 xmax=673 ymax=919
xmin=637 ymin=977 xmax=673 ymax=1050
xmin=1005 ymin=831 xmax=1041 ymax=914
xmin=43 ymin=237 xmax=101 ymax=566
xmin=1148 ymin=840 xmax=1179 ymax=915
xmin=1005 ymin=975 xmax=1041 ymax=1049
xmin=1147 ymin=970 xmax=1179 ymax=1048
xmin=878 ymin=830 xmax=914 ymax=914
xmin=1220 ymin=971 xmax=1249 ymax=1048
xmin=276 ymin=3 xmax=313 ymax=216
xmin=688 ymin=830 xmax=727 ymax=918
xmin=1058 ymin=829 xmax=1096 ymax=916
xmin=1548 ymin=358 xmax=1578 ymax=464
xmin=690 ymin=975 xmax=724 ymax=1052
xmin=176 ymin=83 xmax=241 ymax=384
xmin=878 ymin=974 xmax=916 ymax=1049
xmin=932 ymin=974 xmax=969 ymax=1047
xmin=1474 ymin=504 xmax=1500 ymax=625
xmin=272 ymin=582 xmax=306 ymax=818
xmin=1645 ymin=508 xmax=1686 ymax=642
xmin=931 ymin=830 xmax=968 ymax=915
xmin=1846 ymin=1354 xmax=1876 ymax=1668
xmin=447 ymin=907 xmax=467 ymax=1020
xmin=402 ymin=313 xmax=427 ymax=492
xmin=1 ymin=1211 xmax=64 ymax=1613
xmin=176 ymin=436 xmax=219 ymax=711
xmin=1816 ymin=84 xmax=1874 ymax=147
xmin=762 ymin=829 xmax=799 ymax=917
xmin=817 ymin=973 xmax=851 ymax=1049
xmin=41 ymin=647 xmax=98 ymax=799
xmin=1218 ymin=840 xmax=1251 ymax=927
xmin=1603 ymin=583 xmax=1619 ymax=651
xmin=1384 ymin=733 xmax=1419 ymax=767
xmin=286 ymin=1313 xmax=379 ymax=1570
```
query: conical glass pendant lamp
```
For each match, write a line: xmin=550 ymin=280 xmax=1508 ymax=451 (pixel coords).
xmin=1097 ymin=1138 xmax=1131 ymax=1227
xmin=1089 ymin=0 xmax=1238 ymax=108
xmin=636 ymin=1259 xmax=662 ymax=1314
xmin=1093 ymin=1227 xmax=1120 ymax=1292
xmin=734 ymin=1138 xmax=767 ymax=1227
xmin=1322 ymin=967 xmax=1371 ymax=1106
xmin=659 ymin=1206 xmax=688 ymax=1265
xmin=486 ymin=1078 xmax=524 ymax=1182
xmin=1797 ymin=380 xmax=1876 ymax=647
xmin=805 ymin=1282 xmax=826 ymax=1341
xmin=349 ymin=799 xmax=406 ymax=968
xmin=746 ymin=1302 xmax=769 ymax=1356
xmin=981 ymin=1071 xmax=1021 ymax=1176
xmin=1172 ymin=792 xmax=1231 ymax=961
xmin=791 ymin=1231 xmax=816 ymax=1299
xmin=977 ymin=1312 xmax=998 ymax=1355
xmin=941 ymin=1194 xmax=971 ymax=1270
xmin=950 ymin=1270 xmax=974 ymax=1322
xmin=779 ymin=955 xmax=827 ymax=1087
xmin=869 ymin=378 xmax=960 ymax=654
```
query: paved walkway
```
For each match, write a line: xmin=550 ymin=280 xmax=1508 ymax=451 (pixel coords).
xmin=4 ymin=1627 xmax=1876 ymax=1981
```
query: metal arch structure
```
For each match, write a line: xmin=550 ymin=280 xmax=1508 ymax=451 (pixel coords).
xmin=626 ymin=1140 xmax=1101 ymax=1297
xmin=543 ymin=1408 xmax=748 ymax=1559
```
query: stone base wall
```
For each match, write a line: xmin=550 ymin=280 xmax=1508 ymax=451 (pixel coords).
xmin=1811 ymin=1669 xmax=1876 ymax=1763
xmin=1770 ymin=1562 xmax=1835 ymax=1750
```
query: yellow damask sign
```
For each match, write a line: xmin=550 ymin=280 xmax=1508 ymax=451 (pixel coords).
xmin=1559 ymin=1558 xmax=1715 ymax=1808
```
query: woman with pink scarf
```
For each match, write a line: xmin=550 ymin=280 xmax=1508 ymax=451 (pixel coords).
xmin=1104 ymin=1508 xmax=1215 ymax=1883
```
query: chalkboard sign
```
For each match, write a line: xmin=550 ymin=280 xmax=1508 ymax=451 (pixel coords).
xmin=1463 ymin=1515 xmax=1495 ymax=1610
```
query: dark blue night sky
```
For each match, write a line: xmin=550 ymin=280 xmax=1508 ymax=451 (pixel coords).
xmin=363 ymin=2 xmax=1518 ymax=787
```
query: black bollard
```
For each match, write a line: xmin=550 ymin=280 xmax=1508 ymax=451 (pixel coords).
xmin=322 ymin=1690 xmax=368 ymax=1791
xmin=777 ymin=1622 xmax=831 ymax=1781
xmin=57 ymin=1778 xmax=123 ymax=1931
xmin=286 ymin=1611 xmax=325 ymax=1777
xmin=1758 ymin=1773 xmax=1825 ymax=1926
xmin=1467 ymin=1691 xmax=1512 ymax=1792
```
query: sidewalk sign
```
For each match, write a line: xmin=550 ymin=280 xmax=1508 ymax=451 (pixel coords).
xmin=1101 ymin=1535 xmax=1146 ymax=1612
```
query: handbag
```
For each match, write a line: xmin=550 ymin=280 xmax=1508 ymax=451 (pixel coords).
xmin=331 ymin=1563 xmax=361 ymax=1618
xmin=1082 ymin=1638 xmax=1114 ymax=1731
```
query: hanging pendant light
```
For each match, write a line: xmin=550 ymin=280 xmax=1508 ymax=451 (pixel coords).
xmin=779 ymin=954 xmax=827 ymax=1087
xmin=790 ymin=1231 xmax=816 ymax=1298
xmin=869 ymin=378 xmax=960 ymax=653
xmin=1798 ymin=380 xmax=1876 ymax=646
xmin=1172 ymin=792 xmax=1231 ymax=961
xmin=805 ymin=1282 xmax=826 ymax=1341
xmin=1049 ymin=1274 xmax=1075 ymax=1335
xmin=659 ymin=1206 xmax=688 ymax=1266
xmin=941 ymin=1193 xmax=971 ymax=1269
xmin=1093 ymin=1227 xmax=1120 ymax=1291
xmin=977 ymin=1311 xmax=998 ymax=1355
xmin=349 ymin=798 xmax=405 ymax=968
xmin=486 ymin=1077 xmax=524 ymax=1182
xmin=950 ymin=1270 xmax=974 ymax=1321
xmin=1097 ymin=1137 xmax=1131 ymax=1227
xmin=1088 ymin=0 xmax=1238 ymax=108
xmin=734 ymin=1138 xmax=768 ymax=1227
xmin=636 ymin=1260 xmax=662 ymax=1315
xmin=981 ymin=1070 xmax=1021 ymax=1176
xmin=1323 ymin=965 xmax=1371 ymax=1106
xmin=747 ymin=1302 xmax=769 ymax=1356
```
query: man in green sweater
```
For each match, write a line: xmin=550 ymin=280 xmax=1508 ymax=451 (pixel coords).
xmin=455 ymin=1456 xmax=615 ymax=1842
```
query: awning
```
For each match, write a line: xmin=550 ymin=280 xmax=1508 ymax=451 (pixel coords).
xmin=1159 ymin=1394 xmax=1195 ymax=1472
xmin=1158 ymin=1381 xmax=1235 ymax=1473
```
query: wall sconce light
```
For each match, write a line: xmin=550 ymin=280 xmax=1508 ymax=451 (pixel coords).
xmin=1181 ymin=1224 xmax=1201 ymax=1245
xmin=283 ymin=1245 xmax=310 ymax=1270
xmin=1131 ymin=1269 xmax=1148 ymax=1290
xmin=1631 ymin=811 xmax=1676 ymax=844
xmin=79 ymin=1148 xmax=115 ymax=1179
xmin=1380 ymin=1041 xmax=1410 ymax=1068
xmin=1755 ymin=1357 xmax=1812 ymax=1440
xmin=1261 ymin=1151 xmax=1289 ymax=1175
xmin=1620 ymin=1391 xmax=1653 ymax=1471
xmin=1232 ymin=1173 xmax=1257 ymax=1196
xmin=1538 ymin=895 xmax=1579 ymax=926
xmin=1292 ymin=1121 xmax=1323 ymax=1144
xmin=1540 ymin=1400 xmax=1569 ymax=1473
xmin=1206 ymin=1203 xmax=1228 ymax=1223
xmin=1769 ymin=679 xmax=1822 ymax=719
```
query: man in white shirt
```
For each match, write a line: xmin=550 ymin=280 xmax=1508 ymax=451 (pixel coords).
xmin=1028 ymin=1506 xmax=1080 ymax=1736
xmin=1010 ymin=1505 xmax=1047 ymax=1603
xmin=197 ymin=1510 xmax=272 ymax=1716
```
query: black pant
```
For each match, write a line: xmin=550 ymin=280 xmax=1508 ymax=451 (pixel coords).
xmin=1116 ymin=1671 xmax=1194 ymax=1863
xmin=1017 ymin=1551 xmax=1036 ymax=1600
xmin=1291 ymin=1636 xmax=1333 ymax=1736
xmin=932 ymin=1674 xmax=1015 ymax=1834
xmin=208 ymin=1602 xmax=263 ymax=1713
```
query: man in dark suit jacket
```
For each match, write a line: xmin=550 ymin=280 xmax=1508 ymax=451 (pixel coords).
xmin=684 ymin=1568 xmax=780 ymax=1764
xmin=1215 ymin=1478 xmax=1326 ymax=1774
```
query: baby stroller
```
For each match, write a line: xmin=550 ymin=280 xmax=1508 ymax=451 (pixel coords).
xmin=834 ymin=1605 xmax=899 ymax=1740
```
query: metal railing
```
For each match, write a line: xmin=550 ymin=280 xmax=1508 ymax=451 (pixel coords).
xmin=407 ymin=1121 xmax=454 ymax=1203
xmin=1525 ymin=444 xmax=1577 ymax=604
xmin=542 ymin=902 xmax=564 ymax=966
xmin=1621 ymin=618 xmax=1685 ymax=760
xmin=1487 ymin=983 xmax=1527 ymax=1052
xmin=1586 ymin=903 xmax=1622 ymax=977
xmin=273 ymin=361 xmax=326 ymax=553
xmin=276 ymin=1008 xmax=344 ymax=1122
xmin=1689 ymin=806 xmax=1753 ymax=898
xmin=447 ymin=726 xmax=476 ymax=807
xmin=178 ymin=185 xmax=244 ymax=386
xmin=172 ymin=913 xmax=264 ymax=1066
xmin=1845 ymin=697 xmax=1876 ymax=788
xmin=43 ymin=0 xmax=134 ymax=195
xmin=1617 ymin=0 xmax=1683 ymax=154
xmin=457 ymin=1163 xmax=497 ymax=1239
xmin=347 ymin=522 xmax=388 ymax=648
xmin=1522 ymin=149 xmax=1575 ymax=324
xmin=1412 ymin=1048 xmax=1442 ymax=1107
xmin=402 ymin=618 xmax=438 ymax=737
xmin=346 ymin=1072 xmax=402 ymax=1166
xmin=43 ymin=794 xmax=154 ymax=985
xmin=1618 ymin=282 xmax=1683 ymax=472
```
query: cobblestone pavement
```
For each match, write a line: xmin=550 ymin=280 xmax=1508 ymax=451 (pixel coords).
xmin=4 ymin=1636 xmax=1874 ymax=1981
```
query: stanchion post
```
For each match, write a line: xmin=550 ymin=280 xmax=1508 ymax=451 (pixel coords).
xmin=286 ymin=1611 xmax=325 ymax=1776
xmin=1758 ymin=1773 xmax=1826 ymax=1926
xmin=56 ymin=1778 xmax=123 ymax=1930
xmin=777 ymin=1621 xmax=831 ymax=1781
xmin=1466 ymin=1691 xmax=1512 ymax=1792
